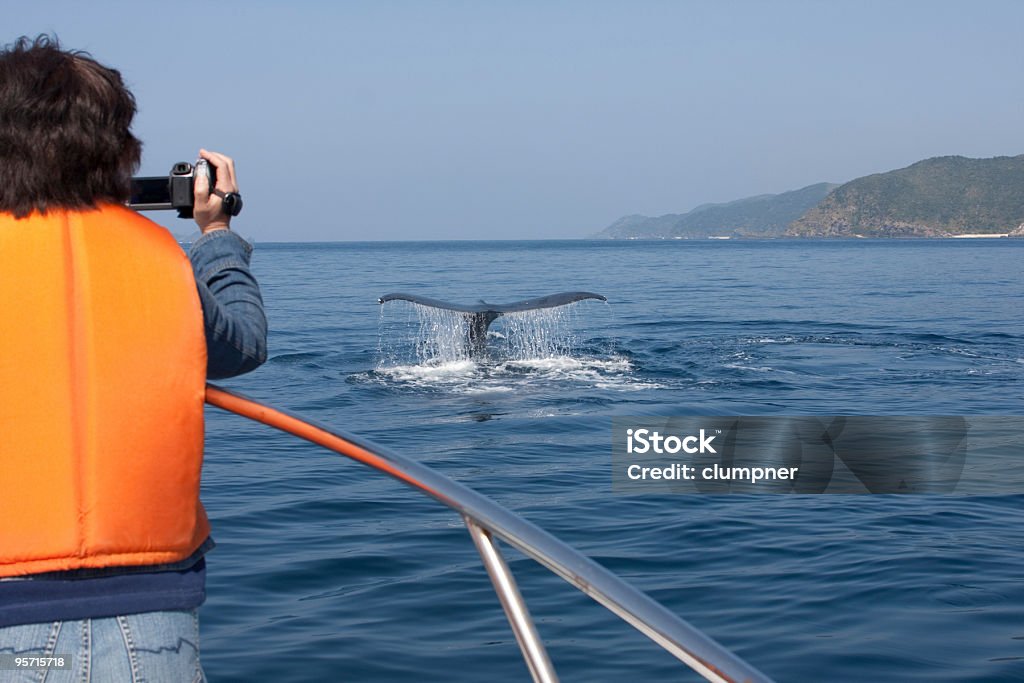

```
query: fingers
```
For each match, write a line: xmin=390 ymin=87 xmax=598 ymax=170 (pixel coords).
xmin=199 ymin=148 xmax=238 ymax=193
xmin=193 ymin=149 xmax=238 ymax=234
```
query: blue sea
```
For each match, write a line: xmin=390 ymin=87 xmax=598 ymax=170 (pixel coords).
xmin=199 ymin=239 xmax=1024 ymax=682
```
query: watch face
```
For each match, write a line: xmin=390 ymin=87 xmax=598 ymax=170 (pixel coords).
xmin=223 ymin=193 xmax=243 ymax=216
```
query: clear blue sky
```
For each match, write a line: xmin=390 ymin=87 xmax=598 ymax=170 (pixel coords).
xmin=10 ymin=1 xmax=1024 ymax=241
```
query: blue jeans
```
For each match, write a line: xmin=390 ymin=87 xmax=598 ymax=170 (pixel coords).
xmin=0 ymin=610 xmax=205 ymax=682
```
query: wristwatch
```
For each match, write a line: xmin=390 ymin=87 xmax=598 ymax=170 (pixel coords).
xmin=212 ymin=189 xmax=243 ymax=216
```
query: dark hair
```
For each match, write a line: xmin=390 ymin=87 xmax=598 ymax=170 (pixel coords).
xmin=0 ymin=35 xmax=142 ymax=218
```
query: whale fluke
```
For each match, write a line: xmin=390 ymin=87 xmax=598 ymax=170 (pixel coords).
xmin=378 ymin=291 xmax=606 ymax=350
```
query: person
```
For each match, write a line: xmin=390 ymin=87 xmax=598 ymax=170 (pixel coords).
xmin=0 ymin=35 xmax=267 ymax=681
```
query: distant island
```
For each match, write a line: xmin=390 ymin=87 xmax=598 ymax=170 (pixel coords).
xmin=596 ymin=155 xmax=1024 ymax=239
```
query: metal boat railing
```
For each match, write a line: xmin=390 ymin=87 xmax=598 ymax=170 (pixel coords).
xmin=205 ymin=384 xmax=772 ymax=683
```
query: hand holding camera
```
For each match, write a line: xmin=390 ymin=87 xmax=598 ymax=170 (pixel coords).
xmin=193 ymin=149 xmax=242 ymax=234
xmin=128 ymin=149 xmax=243 ymax=233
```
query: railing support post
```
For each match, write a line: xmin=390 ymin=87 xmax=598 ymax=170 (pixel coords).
xmin=464 ymin=516 xmax=559 ymax=683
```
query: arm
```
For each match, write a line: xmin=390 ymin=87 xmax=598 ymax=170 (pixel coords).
xmin=189 ymin=149 xmax=267 ymax=379
xmin=189 ymin=230 xmax=268 ymax=379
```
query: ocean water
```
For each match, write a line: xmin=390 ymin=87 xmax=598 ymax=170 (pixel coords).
xmin=199 ymin=239 xmax=1024 ymax=682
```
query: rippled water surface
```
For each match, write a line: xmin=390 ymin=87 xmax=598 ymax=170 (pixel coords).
xmin=200 ymin=240 xmax=1024 ymax=682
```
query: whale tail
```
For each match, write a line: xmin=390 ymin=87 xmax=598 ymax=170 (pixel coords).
xmin=377 ymin=291 xmax=607 ymax=351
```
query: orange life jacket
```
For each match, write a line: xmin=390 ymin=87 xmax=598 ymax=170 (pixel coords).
xmin=0 ymin=203 xmax=209 ymax=578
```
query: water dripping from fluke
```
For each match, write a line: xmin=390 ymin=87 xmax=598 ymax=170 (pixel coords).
xmin=377 ymin=291 xmax=606 ymax=363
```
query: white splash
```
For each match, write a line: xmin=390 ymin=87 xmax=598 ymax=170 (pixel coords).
xmin=379 ymin=300 xmax=588 ymax=365
xmin=374 ymin=300 xmax=651 ymax=392
xmin=495 ymin=307 xmax=578 ymax=359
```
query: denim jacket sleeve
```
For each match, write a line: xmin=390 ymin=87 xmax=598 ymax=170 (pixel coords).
xmin=188 ymin=230 xmax=268 ymax=379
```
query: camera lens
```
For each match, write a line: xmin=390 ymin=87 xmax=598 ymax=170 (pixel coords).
xmin=172 ymin=162 xmax=192 ymax=175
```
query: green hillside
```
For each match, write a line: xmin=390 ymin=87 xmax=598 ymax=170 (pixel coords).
xmin=788 ymin=155 xmax=1024 ymax=236
xmin=596 ymin=183 xmax=836 ymax=239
